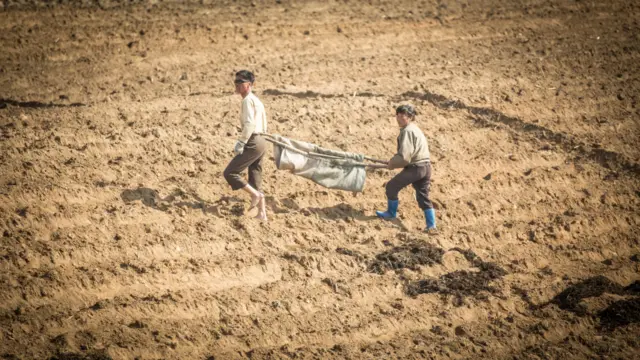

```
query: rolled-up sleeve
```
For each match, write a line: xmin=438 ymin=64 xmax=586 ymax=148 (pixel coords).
xmin=239 ymin=98 xmax=256 ymax=143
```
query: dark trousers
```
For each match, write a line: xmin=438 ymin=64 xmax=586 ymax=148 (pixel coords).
xmin=385 ymin=163 xmax=433 ymax=210
xmin=223 ymin=135 xmax=267 ymax=191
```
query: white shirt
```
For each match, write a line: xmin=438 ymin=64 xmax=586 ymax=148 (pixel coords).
xmin=239 ymin=91 xmax=267 ymax=143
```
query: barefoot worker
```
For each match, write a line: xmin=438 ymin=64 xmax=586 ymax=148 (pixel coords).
xmin=376 ymin=105 xmax=436 ymax=231
xmin=223 ymin=70 xmax=268 ymax=220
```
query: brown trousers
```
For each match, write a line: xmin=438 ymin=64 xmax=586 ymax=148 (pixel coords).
xmin=385 ymin=162 xmax=433 ymax=210
xmin=223 ymin=135 xmax=267 ymax=191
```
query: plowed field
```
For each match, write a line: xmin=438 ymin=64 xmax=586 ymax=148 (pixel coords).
xmin=1 ymin=1 xmax=639 ymax=359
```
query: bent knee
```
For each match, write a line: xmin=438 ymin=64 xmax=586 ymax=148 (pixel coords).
xmin=223 ymin=168 xmax=235 ymax=182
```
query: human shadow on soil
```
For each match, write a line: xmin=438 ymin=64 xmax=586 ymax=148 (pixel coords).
xmin=268 ymin=198 xmax=383 ymax=222
xmin=526 ymin=276 xmax=639 ymax=315
xmin=599 ymin=297 xmax=640 ymax=330
xmin=304 ymin=203 xmax=377 ymax=222
xmin=305 ymin=203 xmax=408 ymax=231
xmin=266 ymin=196 xmax=300 ymax=214
xmin=518 ymin=275 xmax=640 ymax=330
xmin=120 ymin=187 xmax=244 ymax=216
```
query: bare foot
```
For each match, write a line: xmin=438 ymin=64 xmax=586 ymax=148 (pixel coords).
xmin=254 ymin=197 xmax=267 ymax=221
xmin=248 ymin=192 xmax=264 ymax=211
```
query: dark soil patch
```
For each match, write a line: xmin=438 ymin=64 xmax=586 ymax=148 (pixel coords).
xmin=624 ymin=280 xmax=640 ymax=293
xmin=230 ymin=204 xmax=244 ymax=216
xmin=49 ymin=352 xmax=112 ymax=360
xmin=119 ymin=262 xmax=147 ymax=274
xmin=547 ymin=276 xmax=629 ymax=316
xmin=405 ymin=248 xmax=507 ymax=305
xmin=598 ymin=297 xmax=640 ymax=330
xmin=367 ymin=241 xmax=444 ymax=274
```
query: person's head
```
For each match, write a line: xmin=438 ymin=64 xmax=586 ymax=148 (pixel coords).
xmin=234 ymin=70 xmax=255 ymax=97
xmin=395 ymin=104 xmax=416 ymax=127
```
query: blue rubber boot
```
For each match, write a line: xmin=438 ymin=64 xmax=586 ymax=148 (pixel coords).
xmin=376 ymin=200 xmax=398 ymax=219
xmin=424 ymin=208 xmax=436 ymax=230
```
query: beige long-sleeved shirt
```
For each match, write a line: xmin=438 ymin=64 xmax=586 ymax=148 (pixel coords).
xmin=238 ymin=91 xmax=267 ymax=144
xmin=388 ymin=122 xmax=431 ymax=169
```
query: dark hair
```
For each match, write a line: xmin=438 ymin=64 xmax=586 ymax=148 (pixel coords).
xmin=396 ymin=104 xmax=417 ymax=118
xmin=235 ymin=70 xmax=255 ymax=84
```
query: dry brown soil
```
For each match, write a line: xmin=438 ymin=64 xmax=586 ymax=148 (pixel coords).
xmin=1 ymin=0 xmax=639 ymax=359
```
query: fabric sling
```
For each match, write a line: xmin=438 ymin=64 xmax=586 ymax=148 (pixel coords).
xmin=266 ymin=134 xmax=382 ymax=192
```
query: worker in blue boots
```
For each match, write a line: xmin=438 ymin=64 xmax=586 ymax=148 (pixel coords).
xmin=376 ymin=105 xmax=436 ymax=232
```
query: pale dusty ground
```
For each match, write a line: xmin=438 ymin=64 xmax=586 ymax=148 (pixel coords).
xmin=1 ymin=1 xmax=639 ymax=359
